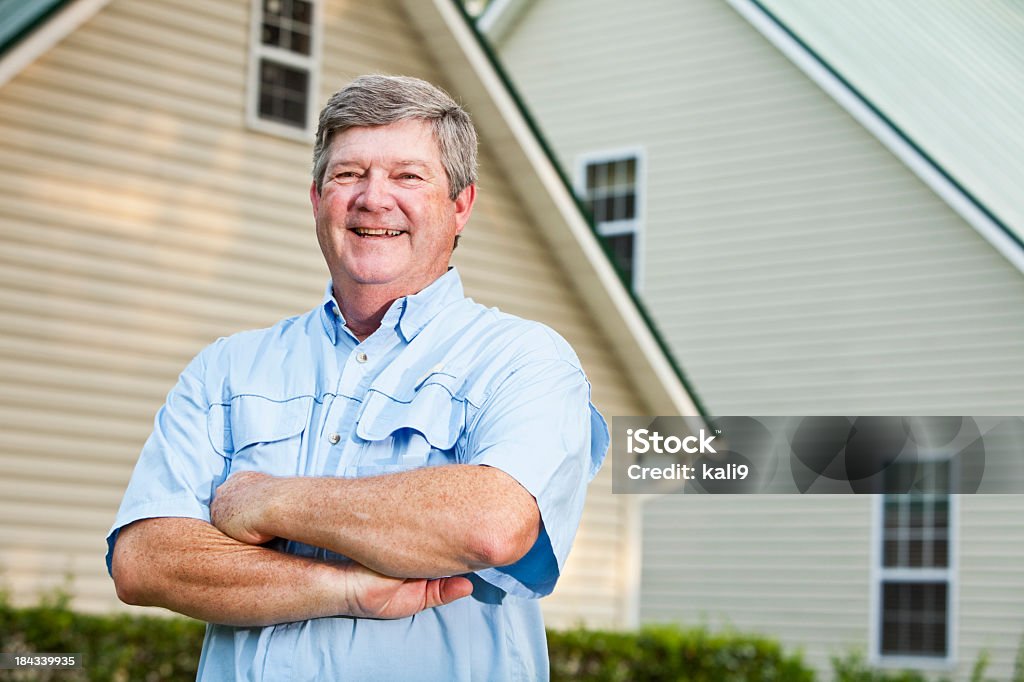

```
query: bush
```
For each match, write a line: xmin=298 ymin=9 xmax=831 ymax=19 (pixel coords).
xmin=547 ymin=624 xmax=815 ymax=681
xmin=0 ymin=589 xmax=205 ymax=681
xmin=831 ymin=648 xmax=998 ymax=682
xmin=0 ymin=590 xmax=811 ymax=681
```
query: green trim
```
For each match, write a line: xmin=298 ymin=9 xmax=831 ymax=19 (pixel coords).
xmin=0 ymin=0 xmax=70 ymax=59
xmin=451 ymin=0 xmax=711 ymax=419
xmin=748 ymin=0 xmax=1023 ymax=253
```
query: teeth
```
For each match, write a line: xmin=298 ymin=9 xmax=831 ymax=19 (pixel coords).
xmin=354 ymin=228 xmax=402 ymax=236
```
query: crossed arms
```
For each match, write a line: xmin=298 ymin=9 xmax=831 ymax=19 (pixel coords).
xmin=111 ymin=465 xmax=540 ymax=626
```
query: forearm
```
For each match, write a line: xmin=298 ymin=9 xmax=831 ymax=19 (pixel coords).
xmin=255 ymin=465 xmax=540 ymax=578
xmin=111 ymin=517 xmax=348 ymax=626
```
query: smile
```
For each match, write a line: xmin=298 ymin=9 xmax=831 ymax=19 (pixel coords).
xmin=351 ymin=228 xmax=404 ymax=237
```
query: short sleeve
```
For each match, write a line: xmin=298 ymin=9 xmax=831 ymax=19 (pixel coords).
xmin=466 ymin=357 xmax=609 ymax=599
xmin=105 ymin=343 xmax=230 ymax=575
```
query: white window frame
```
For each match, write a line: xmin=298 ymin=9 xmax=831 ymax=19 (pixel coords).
xmin=869 ymin=455 xmax=959 ymax=671
xmin=574 ymin=147 xmax=646 ymax=292
xmin=246 ymin=0 xmax=322 ymax=141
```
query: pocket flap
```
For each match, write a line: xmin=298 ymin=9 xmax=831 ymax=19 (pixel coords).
xmin=356 ymin=382 xmax=465 ymax=450
xmin=229 ymin=395 xmax=310 ymax=452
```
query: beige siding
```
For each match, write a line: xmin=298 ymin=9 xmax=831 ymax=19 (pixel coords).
xmin=0 ymin=0 xmax=638 ymax=628
xmin=496 ymin=0 xmax=1024 ymax=678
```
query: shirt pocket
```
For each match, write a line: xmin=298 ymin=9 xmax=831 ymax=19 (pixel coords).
xmin=227 ymin=395 xmax=312 ymax=477
xmin=352 ymin=372 xmax=466 ymax=471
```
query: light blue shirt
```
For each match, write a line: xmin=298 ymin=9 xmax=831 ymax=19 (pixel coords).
xmin=106 ymin=268 xmax=609 ymax=681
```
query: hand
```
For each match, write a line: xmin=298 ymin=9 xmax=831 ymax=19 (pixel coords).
xmin=342 ymin=562 xmax=473 ymax=619
xmin=211 ymin=471 xmax=278 ymax=545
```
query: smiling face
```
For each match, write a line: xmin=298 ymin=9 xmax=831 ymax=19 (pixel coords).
xmin=311 ymin=118 xmax=475 ymax=302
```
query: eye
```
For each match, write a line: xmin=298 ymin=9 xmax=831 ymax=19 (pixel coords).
xmin=399 ymin=173 xmax=422 ymax=181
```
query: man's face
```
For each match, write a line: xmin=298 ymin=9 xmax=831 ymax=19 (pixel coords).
xmin=311 ymin=119 xmax=475 ymax=299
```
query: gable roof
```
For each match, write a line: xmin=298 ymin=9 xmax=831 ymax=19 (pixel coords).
xmin=755 ymin=0 xmax=1024 ymax=249
xmin=0 ymin=0 xmax=707 ymax=420
xmin=738 ymin=0 xmax=1024 ymax=273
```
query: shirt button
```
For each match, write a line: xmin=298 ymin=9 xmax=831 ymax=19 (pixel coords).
xmin=328 ymin=433 xmax=341 ymax=444
xmin=332 ymin=304 xmax=340 ymax=317
xmin=356 ymin=352 xmax=368 ymax=363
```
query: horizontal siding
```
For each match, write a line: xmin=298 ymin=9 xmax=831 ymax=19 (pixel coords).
xmin=958 ymin=497 xmax=1024 ymax=682
xmin=497 ymin=0 xmax=1024 ymax=675
xmin=641 ymin=495 xmax=873 ymax=675
xmin=0 ymin=0 xmax=638 ymax=630
xmin=499 ymin=0 xmax=1024 ymax=415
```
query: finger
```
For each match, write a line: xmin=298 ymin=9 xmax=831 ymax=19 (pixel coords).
xmin=436 ymin=576 xmax=473 ymax=605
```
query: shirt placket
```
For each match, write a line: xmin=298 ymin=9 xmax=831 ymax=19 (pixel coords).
xmin=319 ymin=324 xmax=401 ymax=475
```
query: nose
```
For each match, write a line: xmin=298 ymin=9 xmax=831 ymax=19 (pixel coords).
xmin=354 ymin=174 xmax=395 ymax=212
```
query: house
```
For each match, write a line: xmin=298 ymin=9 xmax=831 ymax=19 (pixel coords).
xmin=0 ymin=0 xmax=704 ymax=632
xmin=482 ymin=0 xmax=1024 ymax=678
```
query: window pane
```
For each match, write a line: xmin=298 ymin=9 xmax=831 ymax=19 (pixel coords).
xmin=262 ymin=0 xmax=312 ymax=55
xmin=884 ymin=498 xmax=902 ymax=531
xmin=883 ymin=539 xmax=900 ymax=567
xmin=258 ymin=59 xmax=309 ymax=128
xmin=292 ymin=0 xmax=312 ymax=24
xmin=261 ymin=23 xmax=281 ymax=47
xmin=881 ymin=581 xmax=947 ymax=657
xmin=604 ymin=233 xmax=634 ymax=285
xmin=290 ymin=30 xmax=310 ymax=55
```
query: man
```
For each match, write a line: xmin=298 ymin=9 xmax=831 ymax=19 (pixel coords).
xmin=107 ymin=75 xmax=608 ymax=681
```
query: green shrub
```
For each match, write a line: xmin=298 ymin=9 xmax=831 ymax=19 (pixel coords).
xmin=0 ymin=589 xmax=205 ymax=681
xmin=1014 ymin=632 xmax=1024 ymax=682
xmin=831 ymin=648 xmax=998 ymax=682
xmin=547 ymin=624 xmax=815 ymax=682
xmin=2 ymin=590 xmax=812 ymax=681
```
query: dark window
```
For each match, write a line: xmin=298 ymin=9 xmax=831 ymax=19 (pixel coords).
xmin=252 ymin=0 xmax=316 ymax=132
xmin=878 ymin=459 xmax=952 ymax=659
xmin=258 ymin=59 xmax=309 ymax=128
xmin=262 ymin=0 xmax=313 ymax=55
xmin=881 ymin=582 xmax=948 ymax=657
xmin=580 ymin=155 xmax=640 ymax=288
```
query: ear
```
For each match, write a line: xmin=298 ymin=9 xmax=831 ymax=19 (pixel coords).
xmin=309 ymin=180 xmax=321 ymax=220
xmin=453 ymin=183 xmax=476 ymax=235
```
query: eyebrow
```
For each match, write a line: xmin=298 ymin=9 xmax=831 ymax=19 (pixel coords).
xmin=328 ymin=159 xmax=433 ymax=171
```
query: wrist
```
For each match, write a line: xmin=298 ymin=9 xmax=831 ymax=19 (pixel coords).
xmin=313 ymin=560 xmax=352 ymax=617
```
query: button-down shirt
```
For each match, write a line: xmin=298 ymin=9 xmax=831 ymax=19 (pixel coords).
xmin=106 ymin=269 xmax=609 ymax=681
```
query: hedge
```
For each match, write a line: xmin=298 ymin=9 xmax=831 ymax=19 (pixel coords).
xmin=0 ymin=590 xmax=205 ymax=681
xmin=1 ymin=590 xmax=817 ymax=680
xmin=547 ymin=625 xmax=814 ymax=681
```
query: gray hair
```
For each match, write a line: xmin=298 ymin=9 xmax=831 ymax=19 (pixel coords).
xmin=312 ymin=75 xmax=478 ymax=200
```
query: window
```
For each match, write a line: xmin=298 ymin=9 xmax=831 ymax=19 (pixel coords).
xmin=248 ymin=0 xmax=320 ymax=137
xmin=872 ymin=458 xmax=957 ymax=668
xmin=576 ymin=150 xmax=644 ymax=290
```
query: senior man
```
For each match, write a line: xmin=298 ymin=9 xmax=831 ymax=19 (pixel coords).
xmin=106 ymin=75 xmax=608 ymax=680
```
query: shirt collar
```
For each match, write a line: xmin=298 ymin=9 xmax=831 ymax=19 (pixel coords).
xmin=397 ymin=268 xmax=464 ymax=342
xmin=319 ymin=268 xmax=465 ymax=345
